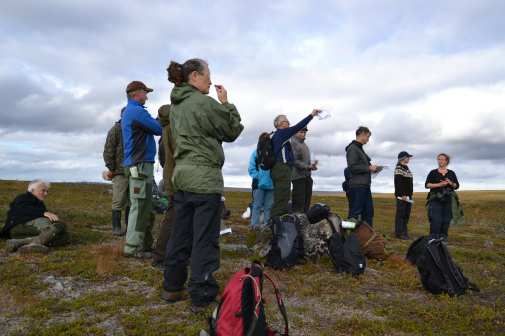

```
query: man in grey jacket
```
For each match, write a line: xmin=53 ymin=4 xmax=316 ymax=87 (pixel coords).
xmin=291 ymin=127 xmax=317 ymax=213
xmin=345 ymin=126 xmax=378 ymax=225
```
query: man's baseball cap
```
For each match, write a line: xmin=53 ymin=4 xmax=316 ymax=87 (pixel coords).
xmin=398 ymin=151 xmax=413 ymax=160
xmin=126 ymin=81 xmax=153 ymax=93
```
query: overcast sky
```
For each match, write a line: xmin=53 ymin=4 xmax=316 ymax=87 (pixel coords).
xmin=1 ymin=0 xmax=504 ymax=192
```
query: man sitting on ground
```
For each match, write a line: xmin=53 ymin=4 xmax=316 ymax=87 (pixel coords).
xmin=1 ymin=180 xmax=68 ymax=253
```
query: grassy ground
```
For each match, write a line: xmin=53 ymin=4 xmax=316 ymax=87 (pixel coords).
xmin=0 ymin=180 xmax=504 ymax=335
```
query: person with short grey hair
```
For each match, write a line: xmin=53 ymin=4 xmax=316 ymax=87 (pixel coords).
xmin=1 ymin=180 xmax=69 ymax=253
xmin=270 ymin=110 xmax=320 ymax=222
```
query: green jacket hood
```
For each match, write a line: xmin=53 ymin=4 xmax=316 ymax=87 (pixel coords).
xmin=157 ymin=104 xmax=171 ymax=127
xmin=170 ymin=83 xmax=198 ymax=105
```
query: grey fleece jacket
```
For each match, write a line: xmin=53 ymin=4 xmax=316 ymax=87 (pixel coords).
xmin=345 ymin=140 xmax=371 ymax=187
xmin=291 ymin=137 xmax=312 ymax=180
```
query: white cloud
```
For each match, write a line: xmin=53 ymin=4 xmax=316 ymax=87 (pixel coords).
xmin=0 ymin=0 xmax=504 ymax=191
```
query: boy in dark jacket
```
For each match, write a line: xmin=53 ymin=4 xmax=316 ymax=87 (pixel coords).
xmin=345 ymin=126 xmax=378 ymax=225
xmin=394 ymin=151 xmax=413 ymax=239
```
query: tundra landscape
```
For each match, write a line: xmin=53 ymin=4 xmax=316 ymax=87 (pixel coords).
xmin=1 ymin=180 xmax=504 ymax=336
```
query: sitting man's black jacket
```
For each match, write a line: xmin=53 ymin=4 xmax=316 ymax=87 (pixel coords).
xmin=0 ymin=192 xmax=46 ymax=239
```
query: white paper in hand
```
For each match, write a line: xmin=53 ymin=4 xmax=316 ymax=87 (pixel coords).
xmin=317 ymin=110 xmax=331 ymax=120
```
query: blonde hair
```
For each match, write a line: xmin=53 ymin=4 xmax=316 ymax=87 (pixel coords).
xmin=27 ymin=179 xmax=50 ymax=192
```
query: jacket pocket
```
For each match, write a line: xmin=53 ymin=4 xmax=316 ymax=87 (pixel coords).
xmin=130 ymin=178 xmax=146 ymax=200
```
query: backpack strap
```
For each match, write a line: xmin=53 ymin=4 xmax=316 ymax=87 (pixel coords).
xmin=243 ymin=274 xmax=263 ymax=336
xmin=327 ymin=218 xmax=338 ymax=235
xmin=264 ymin=272 xmax=289 ymax=336
xmin=362 ymin=232 xmax=378 ymax=249
xmin=468 ymin=281 xmax=480 ymax=292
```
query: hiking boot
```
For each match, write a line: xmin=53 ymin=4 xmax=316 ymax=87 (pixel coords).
xmin=160 ymin=288 xmax=187 ymax=303
xmin=5 ymin=238 xmax=32 ymax=252
xmin=18 ymin=243 xmax=49 ymax=254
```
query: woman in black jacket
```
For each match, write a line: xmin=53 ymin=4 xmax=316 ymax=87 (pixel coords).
xmin=425 ymin=153 xmax=459 ymax=239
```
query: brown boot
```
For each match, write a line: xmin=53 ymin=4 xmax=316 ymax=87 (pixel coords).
xmin=160 ymin=288 xmax=187 ymax=303
xmin=5 ymin=238 xmax=33 ymax=252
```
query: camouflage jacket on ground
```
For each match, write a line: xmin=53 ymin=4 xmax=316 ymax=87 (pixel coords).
xmin=299 ymin=214 xmax=335 ymax=259
xmin=252 ymin=213 xmax=335 ymax=259
xmin=103 ymin=121 xmax=124 ymax=175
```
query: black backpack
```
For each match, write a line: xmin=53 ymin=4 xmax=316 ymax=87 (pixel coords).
xmin=409 ymin=237 xmax=479 ymax=296
xmin=266 ymin=215 xmax=305 ymax=269
xmin=327 ymin=220 xmax=366 ymax=276
xmin=307 ymin=203 xmax=331 ymax=223
xmin=406 ymin=236 xmax=430 ymax=265
xmin=256 ymin=132 xmax=276 ymax=170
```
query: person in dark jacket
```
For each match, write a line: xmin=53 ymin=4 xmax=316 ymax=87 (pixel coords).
xmin=121 ymin=80 xmax=162 ymax=258
xmin=270 ymin=111 xmax=320 ymax=220
xmin=291 ymin=127 xmax=317 ymax=213
xmin=151 ymin=104 xmax=177 ymax=269
xmin=1 ymin=180 xmax=68 ymax=253
xmin=425 ymin=153 xmax=459 ymax=239
xmin=161 ymin=59 xmax=243 ymax=312
xmin=345 ymin=126 xmax=378 ymax=225
xmin=394 ymin=151 xmax=414 ymax=239
xmin=103 ymin=108 xmax=129 ymax=236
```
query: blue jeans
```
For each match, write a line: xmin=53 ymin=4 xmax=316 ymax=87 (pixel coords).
xmin=251 ymin=188 xmax=274 ymax=228
xmin=348 ymin=187 xmax=374 ymax=226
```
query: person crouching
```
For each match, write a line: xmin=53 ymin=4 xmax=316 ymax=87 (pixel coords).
xmin=1 ymin=180 xmax=69 ymax=253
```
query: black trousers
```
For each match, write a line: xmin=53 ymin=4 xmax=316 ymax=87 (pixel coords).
xmin=394 ymin=199 xmax=412 ymax=236
xmin=428 ymin=199 xmax=452 ymax=237
xmin=291 ymin=176 xmax=313 ymax=213
xmin=163 ymin=191 xmax=221 ymax=306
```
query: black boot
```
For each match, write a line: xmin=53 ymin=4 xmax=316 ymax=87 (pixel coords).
xmin=112 ymin=210 xmax=122 ymax=236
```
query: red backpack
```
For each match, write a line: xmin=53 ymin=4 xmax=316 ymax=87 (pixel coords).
xmin=209 ymin=262 xmax=289 ymax=336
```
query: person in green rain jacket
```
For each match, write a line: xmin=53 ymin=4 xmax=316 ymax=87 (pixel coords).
xmin=161 ymin=58 xmax=243 ymax=312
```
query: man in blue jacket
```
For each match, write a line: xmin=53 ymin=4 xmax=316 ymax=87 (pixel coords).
xmin=270 ymin=110 xmax=320 ymax=220
xmin=121 ymin=81 xmax=162 ymax=257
